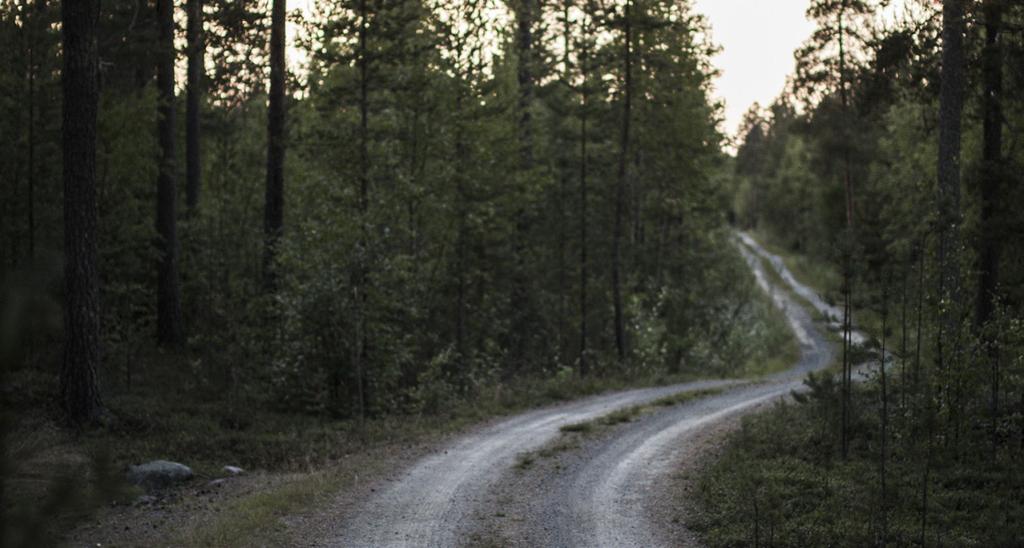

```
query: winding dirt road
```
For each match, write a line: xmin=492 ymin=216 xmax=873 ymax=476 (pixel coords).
xmin=324 ymin=234 xmax=857 ymax=547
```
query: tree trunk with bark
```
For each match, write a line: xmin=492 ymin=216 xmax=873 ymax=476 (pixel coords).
xmin=612 ymin=0 xmax=632 ymax=362
xmin=978 ymin=0 xmax=1003 ymax=459
xmin=976 ymin=0 xmax=1002 ymax=328
xmin=60 ymin=0 xmax=103 ymax=425
xmin=263 ymin=0 xmax=286 ymax=289
xmin=156 ymin=0 xmax=184 ymax=347
xmin=936 ymin=0 xmax=965 ymax=388
xmin=186 ymin=0 xmax=204 ymax=211
xmin=578 ymin=5 xmax=592 ymax=375
xmin=511 ymin=0 xmax=536 ymax=366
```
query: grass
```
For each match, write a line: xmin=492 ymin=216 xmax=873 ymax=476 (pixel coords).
xmin=557 ymin=389 xmax=728 ymax=435
xmin=692 ymin=232 xmax=1017 ymax=546
xmin=175 ymin=452 xmax=395 ymax=547
xmin=652 ymin=387 xmax=732 ymax=408
xmin=514 ymin=438 xmax=582 ymax=470
xmin=513 ymin=386 xmax=735 ymax=471
xmin=4 ymin=350 xmax=727 ymax=546
xmin=690 ymin=383 xmax=1024 ymax=547
xmin=735 ymin=271 xmax=802 ymax=379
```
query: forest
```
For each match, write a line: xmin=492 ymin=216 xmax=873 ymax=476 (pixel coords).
xmin=0 ymin=0 xmax=1022 ymax=545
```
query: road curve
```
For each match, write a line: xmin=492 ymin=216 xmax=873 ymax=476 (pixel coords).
xmin=329 ymin=379 xmax=741 ymax=547
xmin=739 ymin=231 xmax=867 ymax=345
xmin=330 ymin=233 xmax=853 ymax=547
xmin=485 ymin=236 xmax=836 ymax=547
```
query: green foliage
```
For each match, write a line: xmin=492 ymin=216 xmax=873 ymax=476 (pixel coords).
xmin=695 ymin=382 xmax=1024 ymax=547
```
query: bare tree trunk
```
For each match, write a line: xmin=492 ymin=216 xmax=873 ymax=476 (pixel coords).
xmin=156 ymin=0 xmax=184 ymax=347
xmin=900 ymin=258 xmax=909 ymax=409
xmin=512 ymin=0 xmax=536 ymax=366
xmin=837 ymin=4 xmax=855 ymax=461
xmin=60 ymin=0 xmax=103 ymax=425
xmin=186 ymin=0 xmax=204 ymax=211
xmin=263 ymin=0 xmax=286 ymax=289
xmin=976 ymin=0 xmax=1003 ymax=331
xmin=879 ymin=280 xmax=890 ymax=544
xmin=353 ymin=0 xmax=369 ymax=421
xmin=578 ymin=11 xmax=591 ymax=376
xmin=455 ymin=92 xmax=467 ymax=368
xmin=612 ymin=0 xmax=632 ymax=362
xmin=914 ymin=239 xmax=925 ymax=388
xmin=25 ymin=0 xmax=43 ymax=260
xmin=842 ymin=273 xmax=851 ymax=458
xmin=978 ymin=0 xmax=1003 ymax=460
xmin=935 ymin=0 xmax=965 ymax=427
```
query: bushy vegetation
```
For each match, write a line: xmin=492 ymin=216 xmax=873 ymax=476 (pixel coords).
xmin=0 ymin=0 xmax=774 ymax=424
xmin=694 ymin=373 xmax=1024 ymax=547
xmin=1 ymin=6 xmax=797 ymax=543
xmin=698 ymin=0 xmax=1024 ymax=544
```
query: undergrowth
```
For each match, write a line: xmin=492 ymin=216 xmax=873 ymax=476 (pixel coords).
xmin=691 ymin=375 xmax=1024 ymax=547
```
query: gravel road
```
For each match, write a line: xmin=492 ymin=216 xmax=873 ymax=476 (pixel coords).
xmin=328 ymin=379 xmax=742 ymax=547
xmin=468 ymin=235 xmax=848 ymax=547
xmin=325 ymin=233 xmax=857 ymax=547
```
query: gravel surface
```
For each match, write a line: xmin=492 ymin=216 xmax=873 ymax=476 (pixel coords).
xmin=312 ymin=233 xmax=862 ymax=547
xmin=469 ymin=235 xmax=841 ymax=547
xmin=321 ymin=378 xmax=742 ymax=547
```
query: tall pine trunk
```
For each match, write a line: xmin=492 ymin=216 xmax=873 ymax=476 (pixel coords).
xmin=60 ymin=0 xmax=103 ymax=424
xmin=263 ymin=0 xmax=286 ymax=288
xmin=353 ymin=0 xmax=369 ymax=421
xmin=837 ymin=5 xmax=854 ymax=460
xmin=978 ymin=0 xmax=1003 ymax=458
xmin=25 ymin=0 xmax=43 ymax=260
xmin=578 ymin=6 xmax=592 ymax=376
xmin=186 ymin=0 xmax=204 ymax=211
xmin=512 ymin=0 xmax=535 ymax=366
xmin=936 ymin=0 xmax=965 ymax=402
xmin=976 ymin=0 xmax=1002 ymax=328
xmin=455 ymin=90 xmax=468 ymax=368
xmin=156 ymin=0 xmax=184 ymax=347
xmin=612 ymin=0 xmax=632 ymax=362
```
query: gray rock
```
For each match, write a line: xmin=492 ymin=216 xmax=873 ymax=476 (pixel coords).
xmin=127 ymin=460 xmax=193 ymax=490
xmin=222 ymin=465 xmax=245 ymax=476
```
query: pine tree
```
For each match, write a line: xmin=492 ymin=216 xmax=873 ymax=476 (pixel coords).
xmin=60 ymin=0 xmax=103 ymax=425
xmin=611 ymin=0 xmax=632 ymax=363
xmin=186 ymin=0 xmax=204 ymax=211
xmin=156 ymin=0 xmax=184 ymax=347
xmin=976 ymin=0 xmax=1002 ymax=330
xmin=263 ymin=0 xmax=286 ymax=289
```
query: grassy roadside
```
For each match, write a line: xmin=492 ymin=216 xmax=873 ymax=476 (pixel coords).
xmin=16 ymin=364 xmax=712 ymax=547
xmin=749 ymin=228 xmax=895 ymax=352
xmin=690 ymin=233 xmax=1024 ymax=547
xmin=690 ymin=381 xmax=1024 ymax=546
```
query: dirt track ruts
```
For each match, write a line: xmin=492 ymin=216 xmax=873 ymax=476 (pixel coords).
xmin=324 ymin=233 xmax=856 ymax=547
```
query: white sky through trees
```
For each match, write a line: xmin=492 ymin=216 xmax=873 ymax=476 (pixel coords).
xmin=286 ymin=0 xmax=823 ymax=140
xmin=692 ymin=0 xmax=815 ymax=140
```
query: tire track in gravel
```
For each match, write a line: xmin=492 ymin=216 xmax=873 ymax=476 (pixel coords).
xmin=469 ymin=233 xmax=862 ymax=547
xmin=329 ymin=233 xmax=860 ymax=547
xmin=327 ymin=378 xmax=743 ymax=547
